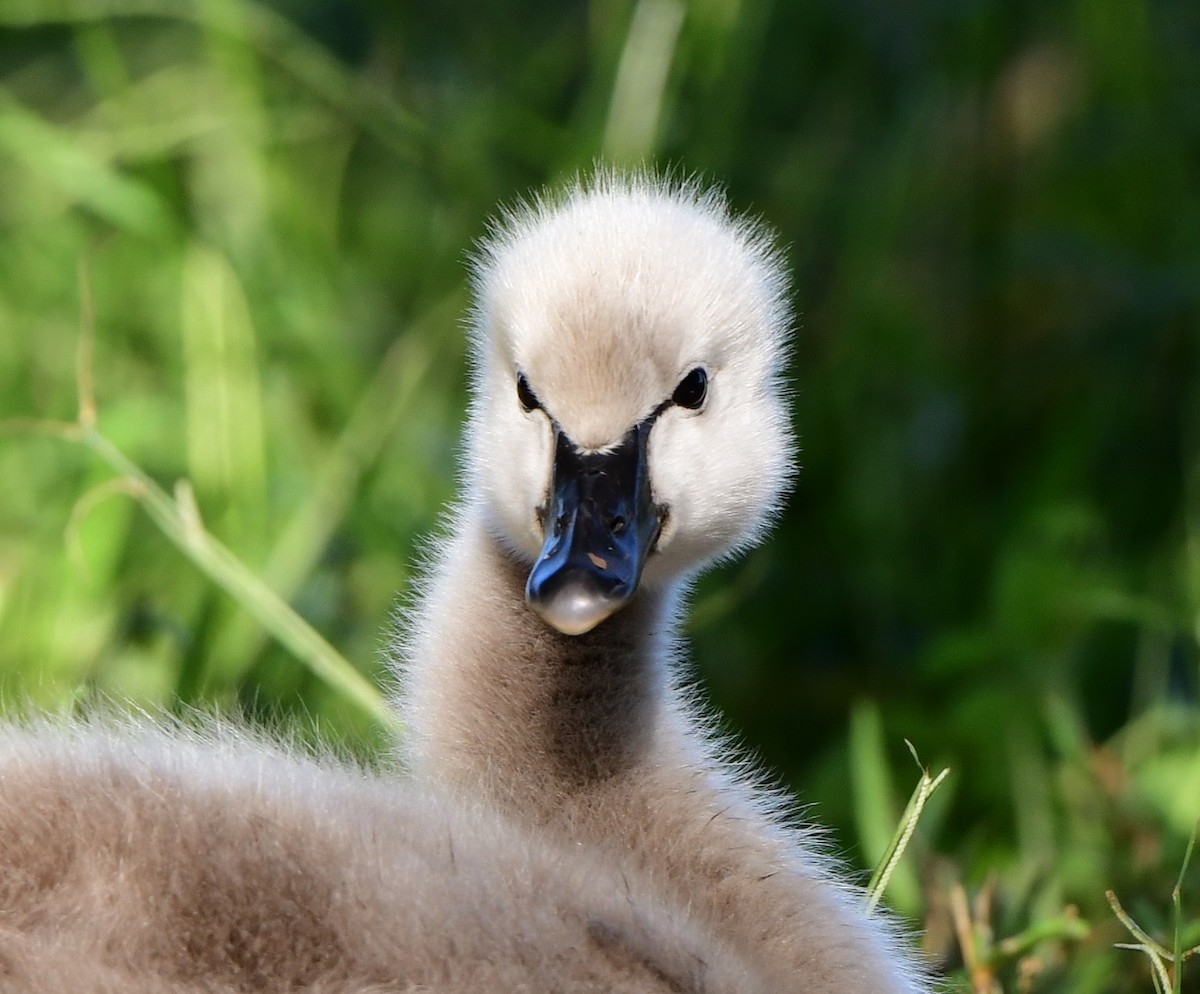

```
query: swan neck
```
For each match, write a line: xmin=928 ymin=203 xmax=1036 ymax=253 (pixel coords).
xmin=403 ymin=511 xmax=676 ymax=799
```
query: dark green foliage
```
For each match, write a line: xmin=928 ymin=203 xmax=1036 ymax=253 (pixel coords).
xmin=1 ymin=1 xmax=1197 ymax=988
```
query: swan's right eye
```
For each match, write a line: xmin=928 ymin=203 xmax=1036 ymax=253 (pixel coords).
xmin=671 ymin=367 xmax=708 ymax=411
xmin=516 ymin=373 xmax=540 ymax=413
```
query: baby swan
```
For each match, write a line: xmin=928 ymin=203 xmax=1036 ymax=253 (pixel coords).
xmin=400 ymin=173 xmax=928 ymax=992
xmin=0 ymin=174 xmax=928 ymax=993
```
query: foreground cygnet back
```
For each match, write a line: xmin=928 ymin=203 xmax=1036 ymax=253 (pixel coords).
xmin=0 ymin=721 xmax=764 ymax=992
xmin=0 ymin=173 xmax=928 ymax=993
xmin=400 ymin=172 xmax=928 ymax=992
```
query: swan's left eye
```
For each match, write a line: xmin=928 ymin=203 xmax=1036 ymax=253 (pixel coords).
xmin=516 ymin=373 xmax=541 ymax=413
xmin=671 ymin=367 xmax=708 ymax=410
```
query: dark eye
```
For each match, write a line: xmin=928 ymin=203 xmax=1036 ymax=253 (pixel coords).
xmin=516 ymin=373 xmax=540 ymax=413
xmin=671 ymin=367 xmax=708 ymax=410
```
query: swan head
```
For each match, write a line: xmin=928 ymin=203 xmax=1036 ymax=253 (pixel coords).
xmin=466 ymin=174 xmax=795 ymax=635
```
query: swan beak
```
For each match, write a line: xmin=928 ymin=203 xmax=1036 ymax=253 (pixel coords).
xmin=525 ymin=421 xmax=662 ymax=636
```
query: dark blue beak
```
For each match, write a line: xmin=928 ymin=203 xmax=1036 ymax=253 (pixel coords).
xmin=525 ymin=420 xmax=662 ymax=635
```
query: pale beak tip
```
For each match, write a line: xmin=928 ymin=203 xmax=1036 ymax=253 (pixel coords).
xmin=526 ymin=584 xmax=623 ymax=636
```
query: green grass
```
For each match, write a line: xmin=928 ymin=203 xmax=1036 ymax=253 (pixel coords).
xmin=1 ymin=1 xmax=1198 ymax=988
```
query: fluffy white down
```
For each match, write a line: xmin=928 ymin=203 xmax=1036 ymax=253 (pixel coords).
xmin=467 ymin=172 xmax=796 ymax=581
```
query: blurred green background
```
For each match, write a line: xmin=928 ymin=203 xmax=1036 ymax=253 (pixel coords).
xmin=1 ymin=0 xmax=1198 ymax=988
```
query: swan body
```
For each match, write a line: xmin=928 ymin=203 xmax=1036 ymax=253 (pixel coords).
xmin=0 ymin=720 xmax=766 ymax=993
xmin=0 ymin=173 xmax=928 ymax=992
